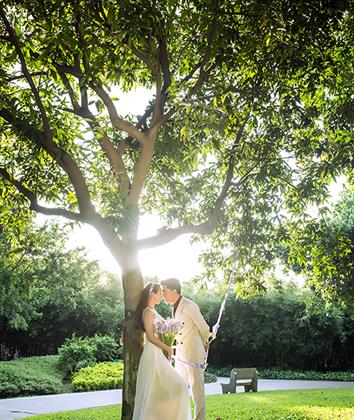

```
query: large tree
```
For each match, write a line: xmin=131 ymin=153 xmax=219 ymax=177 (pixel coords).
xmin=0 ymin=1 xmax=352 ymax=417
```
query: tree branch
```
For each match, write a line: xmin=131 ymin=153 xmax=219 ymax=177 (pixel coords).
xmin=149 ymin=36 xmax=173 ymax=128
xmin=119 ymin=103 xmax=155 ymax=151
xmin=0 ymin=7 xmax=53 ymax=142
xmin=158 ymin=37 xmax=172 ymax=93
xmin=57 ymin=70 xmax=81 ymax=112
xmin=60 ymin=106 xmax=131 ymax=193
xmin=138 ymin=123 xmax=247 ymax=249
xmin=150 ymin=5 xmax=220 ymax=133
xmin=0 ymin=107 xmax=95 ymax=218
xmin=184 ymin=2 xmax=220 ymax=99
xmin=53 ymin=62 xmax=82 ymax=77
xmin=137 ymin=223 xmax=214 ymax=249
xmin=91 ymin=84 xmax=148 ymax=146
xmin=0 ymin=167 xmax=83 ymax=222
xmin=6 ymin=72 xmax=48 ymax=82
xmin=97 ymin=132 xmax=131 ymax=193
xmin=128 ymin=139 xmax=156 ymax=205
xmin=0 ymin=34 xmax=10 ymax=41
xmin=131 ymin=45 xmax=159 ymax=79
xmin=151 ymin=72 xmax=163 ymax=127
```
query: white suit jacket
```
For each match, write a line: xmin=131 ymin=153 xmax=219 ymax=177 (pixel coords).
xmin=174 ymin=297 xmax=210 ymax=364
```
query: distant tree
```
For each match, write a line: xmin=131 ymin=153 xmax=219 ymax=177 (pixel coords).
xmin=284 ymin=186 xmax=354 ymax=309
xmin=0 ymin=220 xmax=55 ymax=331
xmin=1 ymin=1 xmax=352 ymax=416
xmin=191 ymin=281 xmax=352 ymax=370
xmin=0 ymin=222 xmax=124 ymax=355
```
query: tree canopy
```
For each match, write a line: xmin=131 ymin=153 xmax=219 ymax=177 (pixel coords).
xmin=284 ymin=185 xmax=354 ymax=310
xmin=1 ymin=1 xmax=352 ymax=272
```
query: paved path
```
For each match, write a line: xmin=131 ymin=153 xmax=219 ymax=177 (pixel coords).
xmin=1 ymin=378 xmax=354 ymax=420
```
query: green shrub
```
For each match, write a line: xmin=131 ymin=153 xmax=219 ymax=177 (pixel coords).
xmin=58 ymin=334 xmax=120 ymax=375
xmin=258 ymin=368 xmax=354 ymax=381
xmin=207 ymin=365 xmax=354 ymax=381
xmin=58 ymin=336 xmax=96 ymax=375
xmin=204 ymin=371 xmax=217 ymax=383
xmin=72 ymin=362 xmax=124 ymax=392
xmin=89 ymin=335 xmax=120 ymax=363
xmin=0 ymin=361 xmax=64 ymax=397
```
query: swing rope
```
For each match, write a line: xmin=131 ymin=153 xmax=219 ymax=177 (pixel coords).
xmin=203 ymin=259 xmax=239 ymax=370
xmin=173 ymin=258 xmax=239 ymax=370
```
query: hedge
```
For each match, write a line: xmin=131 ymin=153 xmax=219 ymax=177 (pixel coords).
xmin=72 ymin=362 xmax=124 ymax=392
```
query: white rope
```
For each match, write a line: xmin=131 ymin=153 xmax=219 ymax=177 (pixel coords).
xmin=202 ymin=259 xmax=239 ymax=370
xmin=211 ymin=259 xmax=239 ymax=339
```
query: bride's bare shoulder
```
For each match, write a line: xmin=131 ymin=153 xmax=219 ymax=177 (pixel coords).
xmin=142 ymin=307 xmax=154 ymax=318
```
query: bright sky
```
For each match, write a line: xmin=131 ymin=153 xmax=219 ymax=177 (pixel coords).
xmin=68 ymin=214 xmax=204 ymax=282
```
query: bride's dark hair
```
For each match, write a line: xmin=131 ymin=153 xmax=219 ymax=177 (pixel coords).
xmin=134 ymin=282 xmax=161 ymax=332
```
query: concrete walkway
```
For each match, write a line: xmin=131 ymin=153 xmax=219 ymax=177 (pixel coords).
xmin=1 ymin=378 xmax=354 ymax=420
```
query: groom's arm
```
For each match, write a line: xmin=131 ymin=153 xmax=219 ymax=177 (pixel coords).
xmin=187 ymin=302 xmax=210 ymax=344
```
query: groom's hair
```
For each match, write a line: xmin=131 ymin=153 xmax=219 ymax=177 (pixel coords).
xmin=161 ymin=278 xmax=181 ymax=294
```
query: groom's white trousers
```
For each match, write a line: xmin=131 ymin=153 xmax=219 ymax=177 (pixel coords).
xmin=176 ymin=362 xmax=206 ymax=420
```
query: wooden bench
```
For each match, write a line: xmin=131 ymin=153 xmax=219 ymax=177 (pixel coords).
xmin=221 ymin=368 xmax=258 ymax=393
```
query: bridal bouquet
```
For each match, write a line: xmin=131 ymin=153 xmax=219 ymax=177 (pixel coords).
xmin=155 ymin=319 xmax=183 ymax=358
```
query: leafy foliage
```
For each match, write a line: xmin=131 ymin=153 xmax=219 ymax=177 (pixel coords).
xmin=189 ymin=281 xmax=354 ymax=371
xmin=72 ymin=361 xmax=124 ymax=392
xmin=58 ymin=335 xmax=120 ymax=375
xmin=207 ymin=366 xmax=354 ymax=382
xmin=0 ymin=222 xmax=124 ymax=357
xmin=0 ymin=0 xmax=352 ymax=287
xmin=0 ymin=355 xmax=65 ymax=398
xmin=283 ymin=185 xmax=354 ymax=308
xmin=58 ymin=336 xmax=96 ymax=375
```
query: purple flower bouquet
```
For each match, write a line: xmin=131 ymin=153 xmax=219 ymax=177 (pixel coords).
xmin=155 ymin=319 xmax=183 ymax=358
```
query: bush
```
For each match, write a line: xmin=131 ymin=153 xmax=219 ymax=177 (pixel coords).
xmin=58 ymin=335 xmax=120 ymax=375
xmin=204 ymin=371 xmax=217 ymax=383
xmin=72 ymin=362 xmax=124 ymax=392
xmin=258 ymin=368 xmax=354 ymax=382
xmin=90 ymin=335 xmax=120 ymax=363
xmin=58 ymin=336 xmax=96 ymax=375
xmin=0 ymin=359 xmax=64 ymax=397
xmin=207 ymin=365 xmax=354 ymax=381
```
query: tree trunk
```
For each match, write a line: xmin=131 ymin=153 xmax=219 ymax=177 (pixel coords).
xmin=121 ymin=267 xmax=144 ymax=420
xmin=93 ymin=218 xmax=145 ymax=419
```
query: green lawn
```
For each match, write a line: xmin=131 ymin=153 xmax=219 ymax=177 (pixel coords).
xmin=27 ymin=388 xmax=354 ymax=420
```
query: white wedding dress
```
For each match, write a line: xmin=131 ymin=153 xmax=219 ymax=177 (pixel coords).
xmin=132 ymin=308 xmax=191 ymax=420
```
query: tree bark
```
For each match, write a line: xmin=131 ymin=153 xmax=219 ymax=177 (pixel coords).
xmin=93 ymin=219 xmax=144 ymax=420
xmin=121 ymin=267 xmax=145 ymax=420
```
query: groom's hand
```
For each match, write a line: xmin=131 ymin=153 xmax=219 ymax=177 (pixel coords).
xmin=209 ymin=324 xmax=218 ymax=341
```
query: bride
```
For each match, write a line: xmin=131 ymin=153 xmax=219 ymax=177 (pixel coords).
xmin=132 ymin=282 xmax=191 ymax=420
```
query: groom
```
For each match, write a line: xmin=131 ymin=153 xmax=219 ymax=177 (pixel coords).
xmin=161 ymin=278 xmax=211 ymax=420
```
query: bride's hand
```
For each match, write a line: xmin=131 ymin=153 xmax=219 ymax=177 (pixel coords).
xmin=166 ymin=346 xmax=173 ymax=359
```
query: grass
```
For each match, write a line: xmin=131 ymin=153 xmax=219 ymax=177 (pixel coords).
xmin=26 ymin=388 xmax=354 ymax=419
